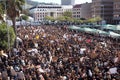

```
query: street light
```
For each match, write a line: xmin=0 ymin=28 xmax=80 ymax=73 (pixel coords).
xmin=92 ymin=2 xmax=96 ymax=25
xmin=93 ymin=4 xmax=96 ymax=25
xmin=94 ymin=7 xmax=95 ymax=20
xmin=101 ymin=5 xmax=106 ymax=26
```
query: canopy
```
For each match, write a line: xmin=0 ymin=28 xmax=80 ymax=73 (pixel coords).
xmin=69 ymin=25 xmax=120 ymax=38
xmin=78 ymin=28 xmax=104 ymax=34
xmin=80 ymin=24 xmax=91 ymax=28
xmin=76 ymin=27 xmax=108 ymax=35
xmin=95 ymin=29 xmax=108 ymax=35
xmin=69 ymin=25 xmax=80 ymax=30
xmin=82 ymin=28 xmax=96 ymax=33
xmin=103 ymin=24 xmax=120 ymax=31
xmin=108 ymin=31 xmax=120 ymax=38
xmin=116 ymin=25 xmax=120 ymax=30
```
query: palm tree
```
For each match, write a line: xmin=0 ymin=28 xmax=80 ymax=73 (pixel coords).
xmin=0 ymin=0 xmax=25 ymax=34
xmin=7 ymin=0 xmax=25 ymax=34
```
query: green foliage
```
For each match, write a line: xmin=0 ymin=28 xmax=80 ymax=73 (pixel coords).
xmin=65 ymin=17 xmax=74 ymax=22
xmin=87 ymin=17 xmax=102 ymax=23
xmin=45 ymin=16 xmax=55 ymax=21
xmin=21 ymin=15 xmax=28 ymax=21
xmin=56 ymin=11 xmax=73 ymax=22
xmin=63 ymin=11 xmax=72 ymax=18
xmin=74 ymin=19 xmax=83 ymax=24
xmin=57 ymin=16 xmax=65 ymax=22
xmin=80 ymin=18 xmax=86 ymax=20
xmin=0 ymin=3 xmax=4 ymax=21
xmin=0 ymin=0 xmax=25 ymax=34
xmin=22 ymin=9 xmax=29 ymax=16
xmin=0 ymin=23 xmax=15 ymax=50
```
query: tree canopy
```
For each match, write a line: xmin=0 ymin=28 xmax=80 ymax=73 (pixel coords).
xmin=21 ymin=15 xmax=28 ymax=21
xmin=0 ymin=0 xmax=25 ymax=34
xmin=0 ymin=23 xmax=15 ymax=50
xmin=45 ymin=16 xmax=55 ymax=21
xmin=63 ymin=11 xmax=72 ymax=18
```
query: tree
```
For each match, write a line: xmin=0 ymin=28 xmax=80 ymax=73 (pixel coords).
xmin=0 ymin=23 xmax=15 ymax=50
xmin=63 ymin=11 xmax=72 ymax=18
xmin=0 ymin=0 xmax=25 ymax=34
xmin=21 ymin=15 xmax=28 ymax=21
xmin=95 ymin=16 xmax=102 ymax=22
xmin=0 ymin=3 xmax=4 ymax=21
xmin=8 ymin=0 xmax=25 ymax=34
xmin=73 ymin=19 xmax=83 ymax=24
xmin=57 ymin=16 xmax=65 ymax=22
xmin=80 ymin=18 xmax=86 ymax=20
xmin=21 ymin=9 xmax=29 ymax=16
xmin=87 ymin=17 xmax=102 ymax=23
xmin=45 ymin=16 xmax=55 ymax=21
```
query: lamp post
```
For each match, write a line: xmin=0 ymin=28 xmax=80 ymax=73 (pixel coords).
xmin=92 ymin=2 xmax=96 ymax=25
xmin=101 ymin=5 xmax=106 ymax=26
xmin=94 ymin=8 xmax=95 ymax=18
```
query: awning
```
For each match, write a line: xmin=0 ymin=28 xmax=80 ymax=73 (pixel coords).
xmin=69 ymin=25 xmax=80 ymax=30
xmin=103 ymin=24 xmax=120 ymax=31
xmin=108 ymin=31 xmax=120 ymax=38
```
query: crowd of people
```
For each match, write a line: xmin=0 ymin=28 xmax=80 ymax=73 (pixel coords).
xmin=0 ymin=25 xmax=120 ymax=80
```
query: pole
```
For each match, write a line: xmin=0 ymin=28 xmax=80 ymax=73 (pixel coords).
xmin=94 ymin=7 xmax=95 ymax=21
xmin=101 ymin=5 xmax=104 ymax=20
xmin=103 ymin=5 xmax=104 ymax=20
xmin=101 ymin=5 xmax=104 ymax=27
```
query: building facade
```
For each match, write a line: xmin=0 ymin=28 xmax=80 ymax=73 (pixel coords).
xmin=73 ymin=4 xmax=81 ymax=19
xmin=29 ymin=5 xmax=62 ymax=21
xmin=73 ymin=3 xmax=92 ymax=20
xmin=29 ymin=4 xmax=73 ymax=22
xmin=113 ymin=0 xmax=120 ymax=24
xmin=80 ymin=3 xmax=92 ymax=19
xmin=92 ymin=0 xmax=113 ymax=24
xmin=61 ymin=0 xmax=75 ymax=5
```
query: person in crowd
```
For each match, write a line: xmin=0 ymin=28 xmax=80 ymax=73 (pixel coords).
xmin=0 ymin=25 xmax=119 ymax=80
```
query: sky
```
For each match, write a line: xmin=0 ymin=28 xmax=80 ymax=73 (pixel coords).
xmin=32 ymin=0 xmax=92 ymax=4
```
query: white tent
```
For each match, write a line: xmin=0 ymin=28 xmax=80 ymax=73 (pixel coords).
xmin=109 ymin=31 xmax=120 ymax=38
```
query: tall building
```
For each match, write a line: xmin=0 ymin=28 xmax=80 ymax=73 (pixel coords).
xmin=61 ymin=0 xmax=75 ymax=5
xmin=80 ymin=3 xmax=92 ymax=19
xmin=73 ymin=3 xmax=92 ymax=20
xmin=92 ymin=0 xmax=113 ymax=24
xmin=113 ymin=0 xmax=120 ymax=24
